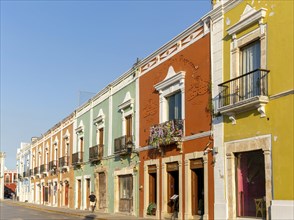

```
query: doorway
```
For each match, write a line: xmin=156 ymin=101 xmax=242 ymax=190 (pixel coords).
xmin=86 ymin=179 xmax=90 ymax=210
xmin=167 ymin=162 xmax=179 ymax=214
xmin=190 ymin=159 xmax=204 ymax=216
xmin=65 ymin=183 xmax=69 ymax=206
xmin=77 ymin=179 xmax=81 ymax=209
xmin=99 ymin=173 xmax=106 ymax=209
xmin=119 ymin=175 xmax=133 ymax=212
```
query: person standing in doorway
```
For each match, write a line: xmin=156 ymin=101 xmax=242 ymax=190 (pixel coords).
xmin=88 ymin=191 xmax=97 ymax=212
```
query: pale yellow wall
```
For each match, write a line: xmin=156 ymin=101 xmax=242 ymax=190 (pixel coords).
xmin=223 ymin=1 xmax=294 ymax=200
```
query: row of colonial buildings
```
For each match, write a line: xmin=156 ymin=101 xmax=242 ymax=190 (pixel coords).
xmin=15 ymin=1 xmax=293 ymax=219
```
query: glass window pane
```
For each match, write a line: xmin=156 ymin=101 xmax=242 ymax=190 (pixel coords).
xmin=167 ymin=92 xmax=182 ymax=120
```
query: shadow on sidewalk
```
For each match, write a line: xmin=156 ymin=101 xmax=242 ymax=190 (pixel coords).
xmin=83 ymin=214 xmax=95 ymax=220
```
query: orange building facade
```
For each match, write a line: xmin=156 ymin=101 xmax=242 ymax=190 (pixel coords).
xmin=30 ymin=113 xmax=75 ymax=208
xmin=138 ymin=17 xmax=214 ymax=220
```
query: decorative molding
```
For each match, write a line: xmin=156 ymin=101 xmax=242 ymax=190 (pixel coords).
xmin=154 ymin=66 xmax=185 ymax=92
xmin=140 ymin=25 xmax=205 ymax=76
xmin=183 ymin=131 xmax=212 ymax=142
xmin=75 ymin=121 xmax=84 ymax=134
xmin=229 ymin=115 xmax=236 ymax=125
xmin=93 ymin=109 xmax=105 ymax=125
xmin=227 ymin=6 xmax=267 ymax=36
xmin=270 ymin=89 xmax=294 ymax=100
xmin=118 ymin=92 xmax=134 ymax=111
xmin=218 ymin=96 xmax=269 ymax=118
xmin=257 ymin=104 xmax=266 ymax=118
xmin=63 ymin=129 xmax=70 ymax=139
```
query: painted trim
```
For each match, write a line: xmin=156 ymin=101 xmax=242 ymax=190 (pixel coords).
xmin=225 ymin=134 xmax=272 ymax=219
xmin=270 ymin=89 xmax=294 ymax=100
xmin=227 ymin=7 xmax=267 ymax=36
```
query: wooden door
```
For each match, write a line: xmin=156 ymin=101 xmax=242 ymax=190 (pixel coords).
xmin=42 ymin=186 xmax=45 ymax=204
xmin=99 ymin=172 xmax=106 ymax=209
xmin=168 ymin=173 xmax=175 ymax=213
xmin=119 ymin=175 xmax=133 ymax=212
xmin=65 ymin=184 xmax=69 ymax=206
xmin=86 ymin=179 xmax=90 ymax=210
xmin=191 ymin=169 xmax=199 ymax=215
xmin=148 ymin=165 xmax=157 ymax=204
xmin=77 ymin=180 xmax=81 ymax=209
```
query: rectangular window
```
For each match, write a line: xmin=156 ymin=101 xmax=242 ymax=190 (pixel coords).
xmin=125 ymin=115 xmax=132 ymax=138
xmin=167 ymin=92 xmax=182 ymax=120
xmin=98 ymin=128 xmax=104 ymax=158
xmin=240 ymin=41 xmax=261 ymax=98
xmin=236 ymin=150 xmax=266 ymax=218
xmin=79 ymin=137 xmax=84 ymax=152
xmin=99 ymin=128 xmax=104 ymax=145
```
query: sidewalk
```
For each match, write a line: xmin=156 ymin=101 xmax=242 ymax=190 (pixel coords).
xmin=1 ymin=199 xmax=156 ymax=220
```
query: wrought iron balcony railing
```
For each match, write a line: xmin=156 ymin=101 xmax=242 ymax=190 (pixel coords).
xmin=218 ymin=69 xmax=269 ymax=109
xmin=59 ymin=156 xmax=70 ymax=167
xmin=72 ymin=152 xmax=83 ymax=165
xmin=149 ymin=119 xmax=184 ymax=147
xmin=23 ymin=169 xmax=30 ymax=178
xmin=34 ymin=167 xmax=40 ymax=175
xmin=48 ymin=160 xmax=58 ymax=170
xmin=89 ymin=144 xmax=103 ymax=161
xmin=114 ymin=135 xmax=133 ymax=154
xmin=40 ymin=164 xmax=48 ymax=173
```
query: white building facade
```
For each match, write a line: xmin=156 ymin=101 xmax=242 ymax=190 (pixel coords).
xmin=16 ymin=142 xmax=31 ymax=202
xmin=0 ymin=152 xmax=5 ymax=200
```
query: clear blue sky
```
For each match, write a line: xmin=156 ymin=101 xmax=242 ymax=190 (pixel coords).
xmin=0 ymin=0 xmax=211 ymax=169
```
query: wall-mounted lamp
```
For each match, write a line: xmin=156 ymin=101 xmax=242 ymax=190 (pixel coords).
xmin=203 ymin=142 xmax=218 ymax=164
xmin=59 ymin=181 xmax=63 ymax=186
xmin=126 ymin=141 xmax=134 ymax=153
xmin=64 ymin=180 xmax=69 ymax=185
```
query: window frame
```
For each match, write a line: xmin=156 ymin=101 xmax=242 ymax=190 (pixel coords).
xmin=154 ymin=66 xmax=185 ymax=124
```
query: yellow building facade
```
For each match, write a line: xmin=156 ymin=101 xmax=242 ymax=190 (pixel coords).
xmin=213 ymin=0 xmax=293 ymax=219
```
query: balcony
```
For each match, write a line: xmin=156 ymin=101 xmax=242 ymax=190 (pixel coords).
xmin=218 ymin=69 xmax=269 ymax=121
xmin=34 ymin=167 xmax=40 ymax=178
xmin=23 ymin=169 xmax=30 ymax=178
xmin=59 ymin=156 xmax=70 ymax=167
xmin=40 ymin=164 xmax=49 ymax=176
xmin=114 ymin=135 xmax=133 ymax=154
xmin=149 ymin=119 xmax=184 ymax=148
xmin=89 ymin=144 xmax=103 ymax=162
xmin=59 ymin=156 xmax=70 ymax=172
xmin=17 ymin=174 xmax=23 ymax=182
xmin=72 ymin=152 xmax=83 ymax=165
xmin=48 ymin=160 xmax=58 ymax=170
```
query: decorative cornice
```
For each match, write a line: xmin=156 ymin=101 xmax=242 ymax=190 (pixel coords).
xmin=227 ymin=7 xmax=267 ymax=36
xmin=183 ymin=131 xmax=212 ymax=142
xmin=140 ymin=26 xmax=205 ymax=75
xmin=154 ymin=68 xmax=185 ymax=92
xmin=270 ymin=89 xmax=294 ymax=100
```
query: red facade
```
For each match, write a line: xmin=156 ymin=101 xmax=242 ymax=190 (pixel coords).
xmin=138 ymin=24 xmax=214 ymax=219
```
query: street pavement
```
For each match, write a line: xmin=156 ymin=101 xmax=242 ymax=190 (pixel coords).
xmin=0 ymin=199 xmax=155 ymax=220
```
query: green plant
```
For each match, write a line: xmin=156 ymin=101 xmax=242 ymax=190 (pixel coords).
xmin=149 ymin=119 xmax=183 ymax=147
xmin=147 ymin=202 xmax=156 ymax=215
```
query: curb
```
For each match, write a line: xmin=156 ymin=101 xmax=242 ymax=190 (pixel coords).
xmin=1 ymin=200 xmax=107 ymax=220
